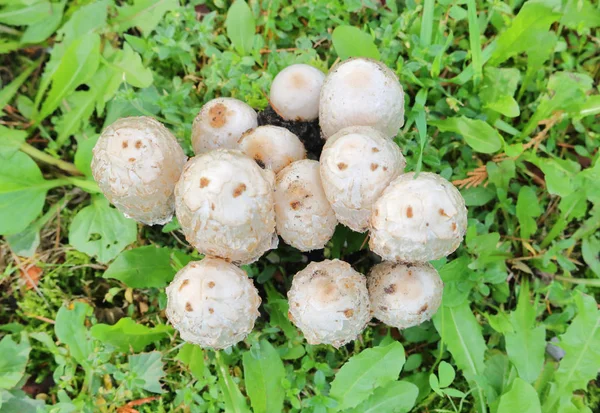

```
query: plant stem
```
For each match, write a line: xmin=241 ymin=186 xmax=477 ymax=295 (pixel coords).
xmin=20 ymin=142 xmax=82 ymax=176
xmin=0 ymin=24 xmax=22 ymax=36
xmin=553 ymin=275 xmax=600 ymax=287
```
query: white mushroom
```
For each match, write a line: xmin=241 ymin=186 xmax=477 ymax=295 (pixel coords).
xmin=369 ymin=172 xmax=468 ymax=263
xmin=368 ymin=261 xmax=443 ymax=329
xmin=274 ymin=160 xmax=337 ymax=251
xmin=91 ymin=116 xmax=187 ymax=226
xmin=319 ymin=126 xmax=406 ymax=232
xmin=175 ymin=149 xmax=277 ymax=265
xmin=166 ymin=258 xmax=260 ymax=349
xmin=191 ymin=98 xmax=258 ymax=154
xmin=269 ymin=64 xmax=326 ymax=121
xmin=238 ymin=125 xmax=306 ymax=173
xmin=319 ymin=58 xmax=405 ymax=139
xmin=287 ymin=260 xmax=370 ymax=347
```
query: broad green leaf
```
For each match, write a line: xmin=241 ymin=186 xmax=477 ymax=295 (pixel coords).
xmin=561 ymin=0 xmax=600 ymax=30
xmin=461 ymin=186 xmax=496 ymax=207
xmin=497 ymin=378 xmax=541 ymax=413
xmin=90 ymin=318 xmax=172 ymax=353
xmin=332 ymin=25 xmax=381 ymax=61
xmin=438 ymin=361 xmax=456 ymax=388
xmin=57 ymin=0 xmax=108 ymax=43
xmin=330 ymin=341 xmax=406 ymax=410
xmin=433 ymin=302 xmax=488 ymax=413
xmin=128 ymin=351 xmax=165 ymax=393
xmin=225 ymin=0 xmax=256 ymax=56
xmin=103 ymin=246 xmax=179 ymax=288
xmin=430 ymin=116 xmax=503 ymax=154
xmin=55 ymin=91 xmax=97 ymax=147
xmin=346 ymin=380 xmax=418 ymax=413
xmin=480 ymin=67 xmax=521 ymax=117
xmin=176 ymin=343 xmax=205 ymax=380
xmin=0 ymin=1 xmax=51 ymax=26
xmin=265 ymin=283 xmax=297 ymax=340
xmin=68 ymin=195 xmax=137 ymax=263
xmin=0 ymin=333 xmax=30 ymax=389
xmin=215 ymin=352 xmax=251 ymax=413
xmin=0 ymin=59 xmax=40 ymax=114
xmin=0 ymin=388 xmax=44 ymax=412
xmin=582 ymin=235 xmax=600 ymax=277
xmin=113 ymin=0 xmax=178 ymax=37
xmin=74 ymin=133 xmax=99 ymax=178
xmin=54 ymin=302 xmax=94 ymax=367
xmin=516 ymin=186 xmax=542 ymax=240
xmin=535 ymin=158 xmax=580 ymax=197
xmin=242 ymin=340 xmax=286 ymax=413
xmin=20 ymin=1 xmax=65 ymax=44
xmin=0 ymin=125 xmax=27 ymax=158
xmin=110 ymin=43 xmax=153 ymax=88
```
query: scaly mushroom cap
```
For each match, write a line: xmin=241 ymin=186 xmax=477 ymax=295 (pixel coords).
xmin=166 ymin=258 xmax=261 ymax=349
xmin=269 ymin=64 xmax=326 ymax=121
xmin=274 ymin=160 xmax=338 ymax=251
xmin=368 ymin=261 xmax=443 ymax=329
xmin=319 ymin=58 xmax=405 ymax=139
xmin=91 ymin=116 xmax=187 ymax=225
xmin=319 ymin=126 xmax=406 ymax=232
xmin=287 ymin=260 xmax=370 ymax=347
xmin=191 ymin=98 xmax=258 ymax=154
xmin=238 ymin=125 xmax=306 ymax=173
xmin=369 ymin=172 xmax=467 ymax=262
xmin=175 ymin=149 xmax=277 ymax=265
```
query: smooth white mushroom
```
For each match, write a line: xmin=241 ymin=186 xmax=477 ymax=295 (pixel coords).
xmin=369 ymin=172 xmax=467 ymax=262
xmin=287 ymin=259 xmax=370 ymax=347
xmin=368 ymin=261 xmax=443 ymax=329
xmin=166 ymin=258 xmax=260 ymax=349
xmin=191 ymin=98 xmax=258 ymax=154
xmin=91 ymin=116 xmax=187 ymax=226
xmin=319 ymin=58 xmax=405 ymax=139
xmin=269 ymin=64 xmax=326 ymax=121
xmin=175 ymin=149 xmax=277 ymax=265
xmin=319 ymin=126 xmax=406 ymax=232
xmin=238 ymin=125 xmax=306 ymax=173
xmin=274 ymin=159 xmax=337 ymax=251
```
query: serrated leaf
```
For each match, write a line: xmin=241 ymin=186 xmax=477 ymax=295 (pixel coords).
xmin=90 ymin=318 xmax=172 ymax=353
xmin=0 ymin=1 xmax=51 ymax=26
xmin=242 ymin=340 xmax=286 ymax=413
xmin=103 ymin=246 xmax=179 ymax=288
xmin=111 ymin=43 xmax=153 ymax=88
xmin=561 ymin=0 xmax=600 ymax=30
xmin=54 ymin=302 xmax=94 ymax=367
xmin=330 ymin=341 xmax=406 ymax=410
xmin=346 ymin=380 xmax=418 ymax=413
xmin=216 ymin=352 xmax=251 ymax=413
xmin=480 ymin=67 xmax=521 ymax=117
xmin=497 ymin=378 xmax=541 ymax=413
xmin=225 ymin=0 xmax=256 ymax=56
xmin=20 ymin=1 xmax=64 ymax=44
xmin=113 ymin=0 xmax=178 ymax=37
xmin=430 ymin=116 xmax=503 ymax=154
xmin=516 ymin=186 xmax=542 ymax=240
xmin=128 ymin=351 xmax=165 ymax=393
xmin=176 ymin=343 xmax=205 ymax=380
xmin=0 ymin=333 xmax=30 ymax=389
xmin=332 ymin=25 xmax=380 ymax=61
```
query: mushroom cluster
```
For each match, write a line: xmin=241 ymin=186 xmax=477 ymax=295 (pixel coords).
xmin=92 ymin=58 xmax=467 ymax=349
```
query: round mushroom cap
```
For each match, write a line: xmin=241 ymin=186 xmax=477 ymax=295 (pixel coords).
xmin=238 ymin=125 xmax=306 ymax=173
xmin=287 ymin=260 xmax=370 ymax=347
xmin=319 ymin=58 xmax=405 ymax=139
xmin=91 ymin=116 xmax=187 ymax=226
xmin=166 ymin=258 xmax=260 ymax=349
xmin=274 ymin=160 xmax=338 ymax=251
xmin=270 ymin=64 xmax=326 ymax=121
xmin=191 ymin=98 xmax=258 ymax=154
xmin=320 ymin=126 xmax=406 ymax=232
xmin=175 ymin=149 xmax=278 ymax=265
xmin=368 ymin=261 xmax=443 ymax=329
xmin=369 ymin=172 xmax=467 ymax=262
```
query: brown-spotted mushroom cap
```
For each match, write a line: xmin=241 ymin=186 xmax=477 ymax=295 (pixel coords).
xmin=368 ymin=261 xmax=443 ymax=329
xmin=175 ymin=149 xmax=277 ymax=265
xmin=166 ymin=258 xmax=260 ymax=349
xmin=319 ymin=58 xmax=405 ymax=139
xmin=91 ymin=116 xmax=187 ymax=226
xmin=369 ymin=172 xmax=468 ymax=262
xmin=319 ymin=126 xmax=406 ymax=232
xmin=238 ymin=125 xmax=306 ymax=173
xmin=287 ymin=259 xmax=370 ymax=347
xmin=191 ymin=98 xmax=258 ymax=154
xmin=274 ymin=160 xmax=338 ymax=251
xmin=269 ymin=63 xmax=326 ymax=121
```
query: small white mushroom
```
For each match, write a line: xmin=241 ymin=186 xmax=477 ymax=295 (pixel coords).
xmin=166 ymin=258 xmax=260 ymax=349
xmin=191 ymin=98 xmax=258 ymax=154
xmin=319 ymin=58 xmax=405 ymax=139
xmin=175 ymin=149 xmax=277 ymax=265
xmin=269 ymin=64 xmax=326 ymax=121
xmin=91 ymin=116 xmax=187 ymax=226
xmin=287 ymin=259 xmax=370 ymax=347
xmin=319 ymin=126 xmax=406 ymax=232
xmin=369 ymin=172 xmax=468 ymax=263
xmin=368 ymin=261 xmax=443 ymax=329
xmin=238 ymin=125 xmax=306 ymax=173
xmin=274 ymin=160 xmax=338 ymax=251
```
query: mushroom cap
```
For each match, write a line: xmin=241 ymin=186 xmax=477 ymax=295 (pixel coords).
xmin=238 ymin=125 xmax=306 ymax=173
xmin=175 ymin=149 xmax=277 ymax=265
xmin=166 ymin=258 xmax=260 ymax=349
xmin=369 ymin=172 xmax=468 ymax=262
xmin=274 ymin=160 xmax=338 ymax=251
xmin=319 ymin=58 xmax=405 ymax=139
xmin=287 ymin=259 xmax=370 ymax=347
xmin=191 ymin=98 xmax=258 ymax=154
xmin=320 ymin=126 xmax=406 ymax=232
xmin=269 ymin=64 xmax=326 ymax=121
xmin=368 ymin=261 xmax=443 ymax=329
xmin=91 ymin=116 xmax=187 ymax=226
